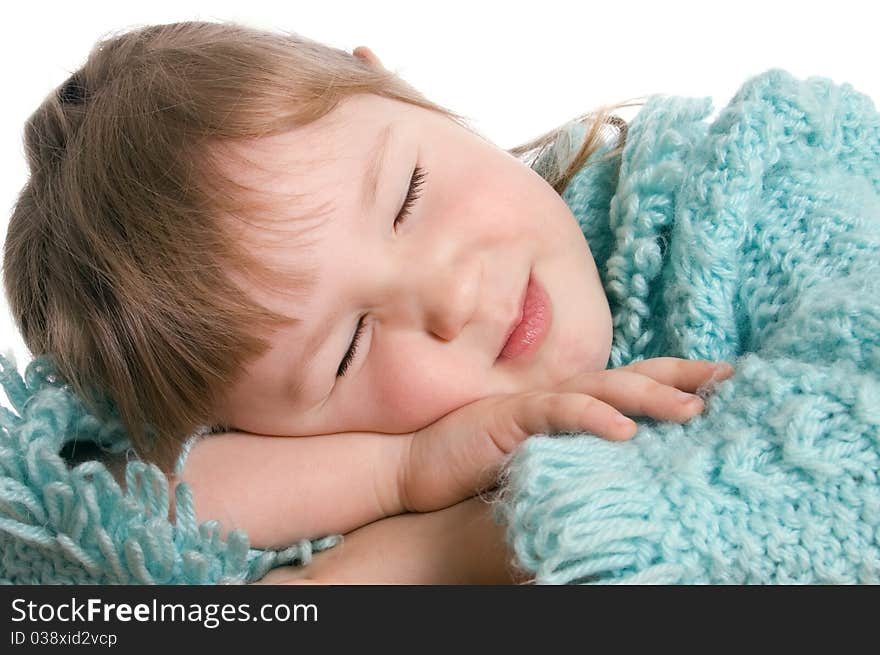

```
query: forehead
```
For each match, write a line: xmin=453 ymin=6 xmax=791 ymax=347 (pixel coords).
xmin=213 ymin=93 xmax=417 ymax=248
xmin=211 ymin=94 xmax=407 ymax=307
xmin=209 ymin=99 xmax=360 ymax=250
xmin=216 ymin=93 xmax=404 ymax=197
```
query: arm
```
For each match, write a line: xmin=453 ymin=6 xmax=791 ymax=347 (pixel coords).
xmin=171 ymin=431 xmax=410 ymax=550
xmin=253 ymin=496 xmax=528 ymax=585
xmin=170 ymin=358 xmax=728 ymax=550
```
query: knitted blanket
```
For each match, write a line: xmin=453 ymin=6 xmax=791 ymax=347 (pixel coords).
xmin=495 ymin=69 xmax=880 ymax=584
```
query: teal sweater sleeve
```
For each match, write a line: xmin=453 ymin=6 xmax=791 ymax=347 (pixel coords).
xmin=496 ymin=69 xmax=880 ymax=584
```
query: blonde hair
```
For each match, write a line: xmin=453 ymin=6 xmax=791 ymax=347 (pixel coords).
xmin=3 ymin=20 xmax=632 ymax=474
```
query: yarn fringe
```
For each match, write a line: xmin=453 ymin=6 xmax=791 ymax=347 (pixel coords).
xmin=0 ymin=351 xmax=339 ymax=584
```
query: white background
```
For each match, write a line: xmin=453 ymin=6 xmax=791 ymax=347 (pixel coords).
xmin=2 ymin=0 xmax=878 ymax=378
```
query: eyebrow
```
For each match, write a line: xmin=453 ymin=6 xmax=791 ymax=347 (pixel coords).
xmin=361 ymin=123 xmax=395 ymax=211
xmin=288 ymin=123 xmax=396 ymax=401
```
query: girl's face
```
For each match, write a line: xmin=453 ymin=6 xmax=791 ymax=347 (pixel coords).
xmin=217 ymin=92 xmax=612 ymax=437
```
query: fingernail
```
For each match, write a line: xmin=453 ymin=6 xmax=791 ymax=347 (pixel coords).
xmin=714 ymin=362 xmax=734 ymax=376
xmin=614 ymin=413 xmax=635 ymax=426
xmin=677 ymin=390 xmax=701 ymax=404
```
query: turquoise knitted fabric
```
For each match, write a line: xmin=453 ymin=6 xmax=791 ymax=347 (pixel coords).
xmin=495 ymin=69 xmax=880 ymax=584
xmin=0 ymin=352 xmax=339 ymax=584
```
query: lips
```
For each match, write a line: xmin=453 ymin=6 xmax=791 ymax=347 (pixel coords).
xmin=497 ymin=275 xmax=530 ymax=359
xmin=496 ymin=272 xmax=552 ymax=362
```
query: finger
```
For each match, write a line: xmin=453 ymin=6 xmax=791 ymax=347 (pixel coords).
xmin=556 ymin=368 xmax=707 ymax=422
xmin=617 ymin=357 xmax=735 ymax=391
xmin=487 ymin=392 xmax=637 ymax=449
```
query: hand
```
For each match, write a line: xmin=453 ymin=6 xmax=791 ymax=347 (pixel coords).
xmin=399 ymin=357 xmax=735 ymax=513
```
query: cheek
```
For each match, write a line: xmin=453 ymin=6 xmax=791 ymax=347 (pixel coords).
xmin=558 ymin=273 xmax=614 ymax=376
xmin=367 ymin=339 xmax=486 ymax=432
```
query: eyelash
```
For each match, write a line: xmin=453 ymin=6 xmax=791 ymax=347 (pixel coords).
xmin=393 ymin=165 xmax=427 ymax=230
xmin=336 ymin=165 xmax=428 ymax=378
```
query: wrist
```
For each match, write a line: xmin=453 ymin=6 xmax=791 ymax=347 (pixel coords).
xmin=394 ymin=432 xmax=415 ymax=513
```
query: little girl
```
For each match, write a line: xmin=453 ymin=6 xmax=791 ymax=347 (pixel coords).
xmin=3 ymin=21 xmax=733 ymax=583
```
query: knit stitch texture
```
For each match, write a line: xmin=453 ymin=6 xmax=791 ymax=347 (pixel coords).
xmin=495 ymin=68 xmax=880 ymax=584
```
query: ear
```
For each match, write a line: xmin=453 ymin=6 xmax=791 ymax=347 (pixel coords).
xmin=353 ymin=46 xmax=386 ymax=71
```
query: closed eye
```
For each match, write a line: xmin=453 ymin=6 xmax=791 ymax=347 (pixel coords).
xmin=393 ymin=165 xmax=426 ymax=230
xmin=337 ymin=315 xmax=366 ymax=378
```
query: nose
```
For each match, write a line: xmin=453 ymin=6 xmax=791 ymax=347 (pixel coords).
xmin=383 ymin=254 xmax=482 ymax=343
xmin=425 ymin=256 xmax=482 ymax=341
